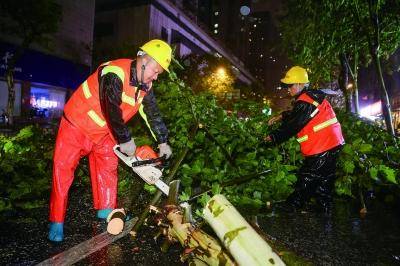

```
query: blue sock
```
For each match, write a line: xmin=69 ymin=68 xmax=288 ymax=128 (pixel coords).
xmin=97 ymin=208 xmax=113 ymax=219
xmin=48 ymin=222 xmax=64 ymax=242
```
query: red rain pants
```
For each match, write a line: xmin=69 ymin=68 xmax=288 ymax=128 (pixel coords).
xmin=49 ymin=117 xmax=118 ymax=222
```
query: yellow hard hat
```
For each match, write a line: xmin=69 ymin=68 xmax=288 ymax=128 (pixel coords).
xmin=140 ymin=39 xmax=172 ymax=73
xmin=280 ymin=66 xmax=309 ymax=84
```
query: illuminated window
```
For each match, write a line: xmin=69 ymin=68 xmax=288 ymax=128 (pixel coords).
xmin=214 ymin=29 xmax=218 ymax=34
xmin=215 ymin=11 xmax=219 ymax=16
xmin=214 ymin=23 xmax=219 ymax=28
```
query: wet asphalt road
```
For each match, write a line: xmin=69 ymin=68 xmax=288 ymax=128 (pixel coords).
xmin=1 ymin=184 xmax=400 ymax=265
xmin=257 ymin=199 xmax=400 ymax=265
xmin=0 ymin=185 xmax=182 ymax=266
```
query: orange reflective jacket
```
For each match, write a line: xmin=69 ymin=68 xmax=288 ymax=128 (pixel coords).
xmin=296 ymin=93 xmax=344 ymax=156
xmin=64 ymin=59 xmax=147 ymax=143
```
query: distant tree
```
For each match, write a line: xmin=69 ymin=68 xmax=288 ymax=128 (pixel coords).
xmin=280 ymin=0 xmax=400 ymax=135
xmin=178 ymin=54 xmax=235 ymax=97
xmin=0 ymin=0 xmax=61 ymax=125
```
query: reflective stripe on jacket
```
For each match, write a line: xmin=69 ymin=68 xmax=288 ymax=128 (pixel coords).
xmin=296 ymin=93 xmax=344 ymax=156
xmin=64 ymin=59 xmax=147 ymax=143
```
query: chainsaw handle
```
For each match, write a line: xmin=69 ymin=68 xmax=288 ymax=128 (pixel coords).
xmin=113 ymin=145 xmax=136 ymax=166
xmin=113 ymin=145 xmax=167 ymax=167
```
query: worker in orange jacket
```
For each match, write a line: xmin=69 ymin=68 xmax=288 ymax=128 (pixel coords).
xmin=49 ymin=40 xmax=173 ymax=241
xmin=266 ymin=66 xmax=344 ymax=213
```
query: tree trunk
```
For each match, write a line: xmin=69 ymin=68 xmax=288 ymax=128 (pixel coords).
xmin=339 ymin=54 xmax=351 ymax=112
xmin=156 ymin=180 xmax=235 ymax=265
xmin=353 ymin=52 xmax=360 ymax=114
xmin=371 ymin=50 xmax=395 ymax=135
xmin=5 ymin=36 xmax=33 ymax=126
xmin=6 ymin=69 xmax=15 ymax=125
xmin=367 ymin=0 xmax=395 ymax=136
xmin=344 ymin=51 xmax=360 ymax=114
xmin=353 ymin=75 xmax=360 ymax=114
xmin=203 ymin=194 xmax=284 ymax=266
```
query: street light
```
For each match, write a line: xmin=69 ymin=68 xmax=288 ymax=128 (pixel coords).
xmin=217 ymin=67 xmax=226 ymax=79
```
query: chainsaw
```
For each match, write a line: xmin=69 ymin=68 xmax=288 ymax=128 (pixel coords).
xmin=113 ymin=145 xmax=170 ymax=195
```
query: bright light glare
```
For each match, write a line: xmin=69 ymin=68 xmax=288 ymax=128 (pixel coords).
xmin=359 ymin=101 xmax=382 ymax=120
xmin=30 ymin=96 xmax=58 ymax=108
xmin=217 ymin=67 xmax=226 ymax=78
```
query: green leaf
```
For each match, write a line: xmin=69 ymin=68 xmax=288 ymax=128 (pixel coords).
xmin=198 ymin=193 xmax=211 ymax=207
xmin=3 ymin=141 xmax=14 ymax=153
xmin=369 ymin=167 xmax=378 ymax=180
xmin=359 ymin=144 xmax=373 ymax=153
xmin=379 ymin=165 xmax=397 ymax=184
xmin=16 ymin=126 xmax=34 ymax=140
xmin=211 ymin=183 xmax=222 ymax=195
xmin=253 ymin=191 xmax=262 ymax=200
xmin=343 ymin=161 xmax=355 ymax=174
xmin=143 ymin=184 xmax=157 ymax=194
xmin=179 ymin=191 xmax=190 ymax=201
xmin=276 ymin=170 xmax=286 ymax=181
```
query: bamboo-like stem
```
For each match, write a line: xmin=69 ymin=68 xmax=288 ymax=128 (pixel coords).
xmin=167 ymin=180 xmax=180 ymax=206
xmin=166 ymin=206 xmax=235 ymax=265
xmin=203 ymin=194 xmax=285 ymax=265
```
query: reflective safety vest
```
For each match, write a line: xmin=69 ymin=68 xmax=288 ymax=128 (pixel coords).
xmin=64 ymin=59 xmax=154 ymax=144
xmin=296 ymin=93 xmax=344 ymax=156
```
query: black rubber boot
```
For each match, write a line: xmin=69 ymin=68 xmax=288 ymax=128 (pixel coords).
xmin=314 ymin=174 xmax=336 ymax=215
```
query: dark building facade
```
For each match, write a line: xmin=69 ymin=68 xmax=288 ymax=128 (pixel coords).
xmin=94 ymin=0 xmax=256 ymax=85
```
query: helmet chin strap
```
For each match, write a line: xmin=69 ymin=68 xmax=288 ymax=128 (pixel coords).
xmin=138 ymin=56 xmax=150 ymax=91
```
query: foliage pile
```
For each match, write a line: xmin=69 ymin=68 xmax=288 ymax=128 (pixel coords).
xmin=0 ymin=126 xmax=54 ymax=212
xmin=130 ymin=75 xmax=297 ymax=210
xmin=132 ymin=71 xmax=399 ymax=210
xmin=0 ymin=72 xmax=399 ymax=214
xmin=335 ymin=111 xmax=399 ymax=199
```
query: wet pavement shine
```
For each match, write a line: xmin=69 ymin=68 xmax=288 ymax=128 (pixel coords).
xmin=1 ymin=185 xmax=399 ymax=265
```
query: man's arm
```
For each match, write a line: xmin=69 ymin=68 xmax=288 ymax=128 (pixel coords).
xmin=269 ymin=101 xmax=316 ymax=145
xmin=140 ymin=89 xmax=168 ymax=144
xmin=99 ymin=73 xmax=131 ymax=143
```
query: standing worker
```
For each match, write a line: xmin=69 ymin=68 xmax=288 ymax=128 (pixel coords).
xmin=48 ymin=40 xmax=173 ymax=242
xmin=265 ymin=66 xmax=344 ymax=213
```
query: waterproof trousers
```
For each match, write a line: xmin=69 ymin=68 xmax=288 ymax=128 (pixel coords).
xmin=49 ymin=117 xmax=118 ymax=222
xmin=286 ymin=145 xmax=342 ymax=212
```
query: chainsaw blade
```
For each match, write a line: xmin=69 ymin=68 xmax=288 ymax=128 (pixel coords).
xmin=113 ymin=145 xmax=170 ymax=195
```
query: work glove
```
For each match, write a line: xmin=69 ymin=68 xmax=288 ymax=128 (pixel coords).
xmin=158 ymin=143 xmax=172 ymax=159
xmin=119 ymin=139 xmax=136 ymax=156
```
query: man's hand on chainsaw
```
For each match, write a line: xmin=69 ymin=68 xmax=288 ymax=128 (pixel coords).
xmin=119 ymin=138 xmax=136 ymax=156
xmin=158 ymin=143 xmax=172 ymax=159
